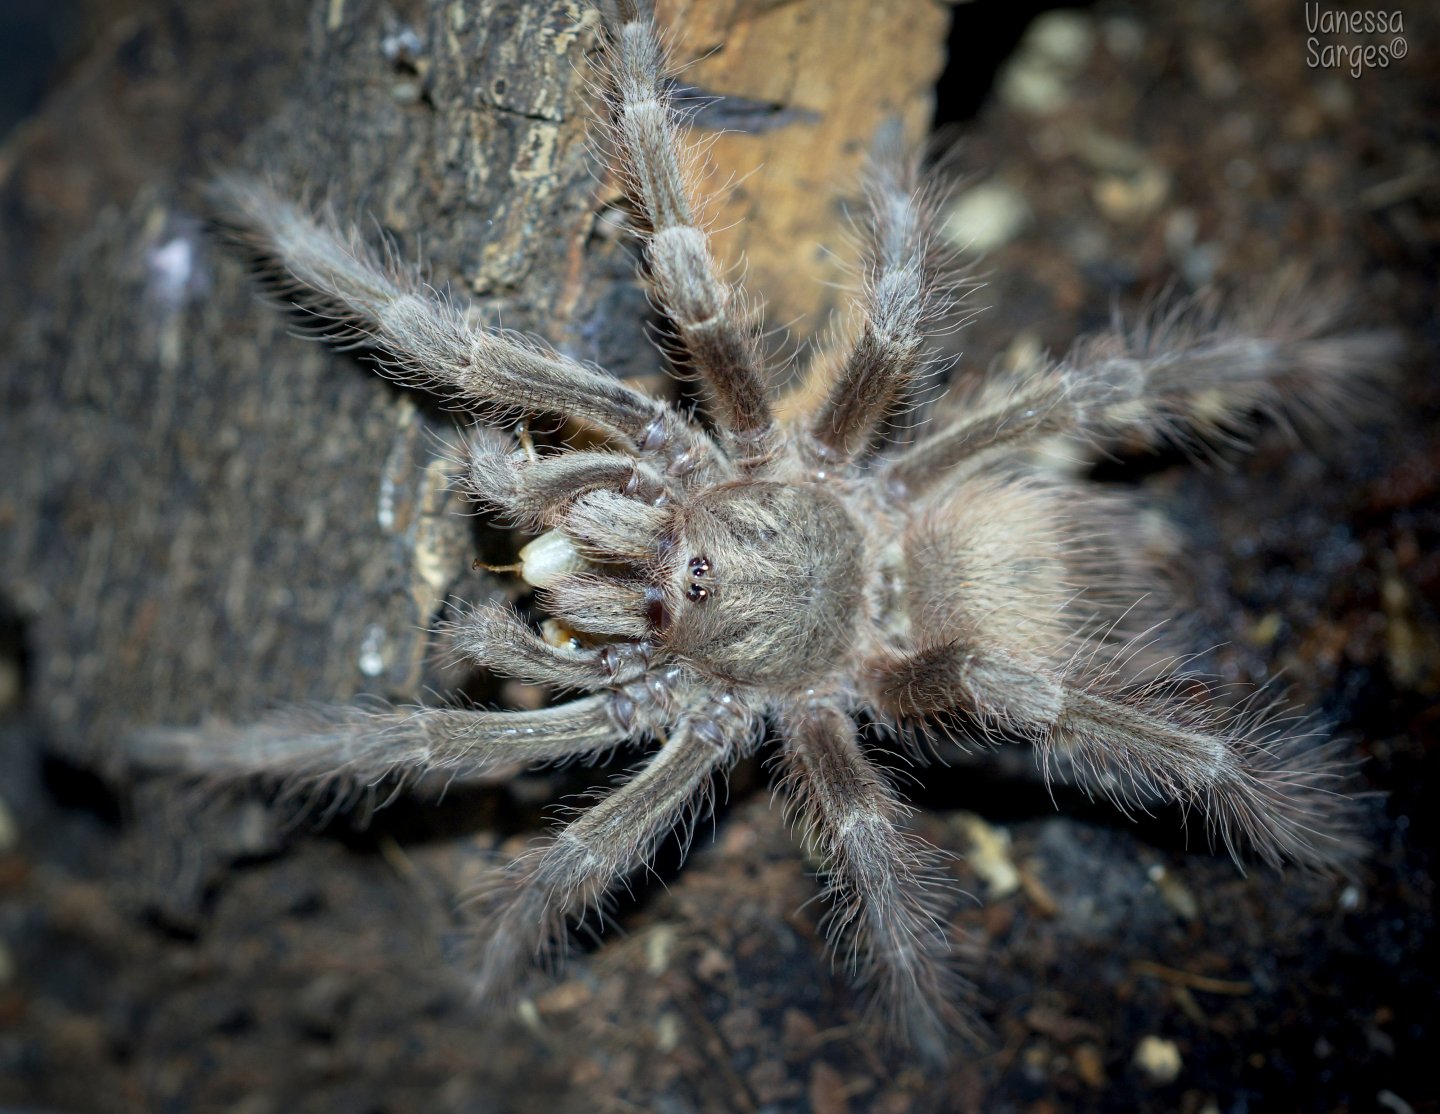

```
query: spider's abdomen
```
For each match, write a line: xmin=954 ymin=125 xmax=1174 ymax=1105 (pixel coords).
xmin=663 ymin=482 xmax=865 ymax=688
xmin=900 ymin=475 xmax=1098 ymax=665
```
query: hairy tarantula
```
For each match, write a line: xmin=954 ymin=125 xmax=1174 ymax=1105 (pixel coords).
xmin=137 ymin=1 xmax=1394 ymax=1056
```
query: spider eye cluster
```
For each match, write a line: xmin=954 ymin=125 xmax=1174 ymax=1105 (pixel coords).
xmin=685 ymin=555 xmax=712 ymax=602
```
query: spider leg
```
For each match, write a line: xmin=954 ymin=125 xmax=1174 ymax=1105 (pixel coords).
xmin=539 ymin=574 xmax=656 ymax=640
xmin=777 ymin=702 xmax=972 ymax=1059
xmin=870 ymin=644 xmax=1362 ymax=870
xmin=461 ymin=426 xmax=661 ymax=530
xmin=125 ymin=694 xmax=641 ymax=791
xmin=559 ymin=489 xmax=672 ymax=563
xmin=601 ymin=9 xmax=775 ymax=461
xmin=211 ymin=176 xmax=703 ymax=456
xmin=884 ymin=284 xmax=1397 ymax=497
xmin=471 ymin=701 xmax=752 ymax=999
xmin=444 ymin=603 xmax=650 ymax=690
xmin=883 ymin=365 xmax=1079 ymax=494
xmin=794 ymin=161 xmax=952 ymax=461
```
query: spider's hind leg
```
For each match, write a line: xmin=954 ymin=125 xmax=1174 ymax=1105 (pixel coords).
xmin=124 ymin=695 xmax=644 ymax=794
xmin=872 ymin=641 xmax=1361 ymax=871
xmin=469 ymin=702 xmax=752 ymax=999
xmin=871 ymin=470 xmax=1361 ymax=871
xmin=777 ymin=702 xmax=974 ymax=1059
xmin=884 ymin=280 xmax=1399 ymax=495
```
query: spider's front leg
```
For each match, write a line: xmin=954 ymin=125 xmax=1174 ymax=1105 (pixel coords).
xmin=471 ymin=697 xmax=756 ymax=999
xmin=777 ymin=702 xmax=971 ymax=1059
xmin=600 ymin=8 xmax=775 ymax=462
xmin=210 ymin=177 xmax=710 ymax=460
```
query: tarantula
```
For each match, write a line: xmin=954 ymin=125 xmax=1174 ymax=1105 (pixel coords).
xmin=139 ymin=1 xmax=1391 ymax=1055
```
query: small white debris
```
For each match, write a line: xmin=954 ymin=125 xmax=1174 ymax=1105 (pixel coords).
xmin=999 ymin=10 xmax=1096 ymax=115
xmin=655 ymin=1011 xmax=682 ymax=1053
xmin=381 ymin=26 xmax=423 ymax=67
xmin=1378 ymin=1090 xmax=1416 ymax=1114
xmin=958 ymin=813 xmax=1021 ymax=897
xmin=358 ymin=624 xmax=388 ymax=677
xmin=516 ymin=997 xmax=544 ymax=1034
xmin=1133 ymin=1035 xmax=1183 ymax=1084
xmin=146 ymin=236 xmax=197 ymax=310
xmin=999 ymin=61 xmax=1069 ymax=116
xmin=1026 ymin=10 xmax=1096 ymax=68
xmin=376 ymin=470 xmax=398 ymax=531
xmin=1093 ymin=166 xmax=1170 ymax=222
xmin=1148 ymin=864 xmax=1199 ymax=921
xmin=645 ymin=924 xmax=678 ymax=975
xmin=943 ymin=183 xmax=1030 ymax=254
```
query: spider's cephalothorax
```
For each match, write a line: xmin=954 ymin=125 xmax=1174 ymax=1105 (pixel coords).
xmin=151 ymin=0 xmax=1394 ymax=1056
xmin=654 ymin=482 xmax=869 ymax=685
